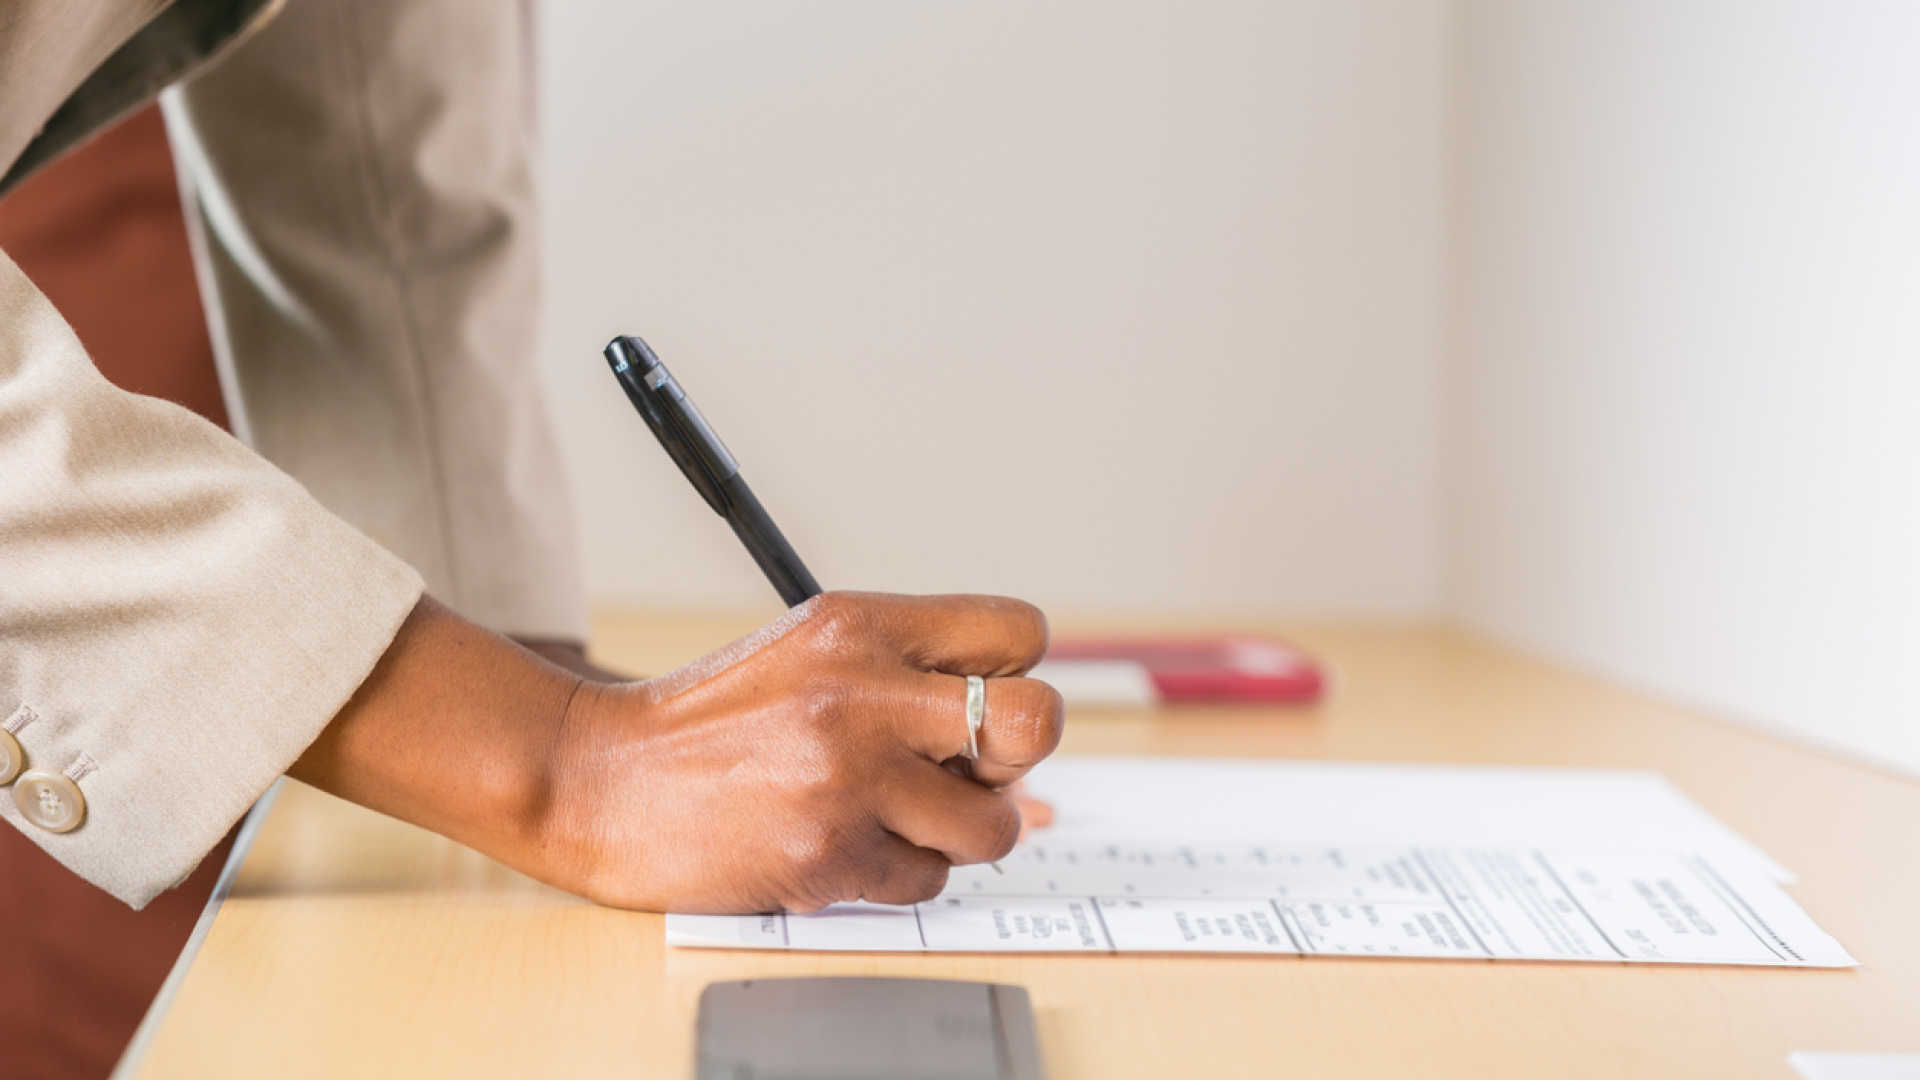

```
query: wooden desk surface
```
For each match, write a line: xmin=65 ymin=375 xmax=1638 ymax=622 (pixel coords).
xmin=128 ymin=614 xmax=1919 ymax=1079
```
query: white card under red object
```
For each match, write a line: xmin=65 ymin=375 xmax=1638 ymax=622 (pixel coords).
xmin=1027 ymin=637 xmax=1324 ymax=707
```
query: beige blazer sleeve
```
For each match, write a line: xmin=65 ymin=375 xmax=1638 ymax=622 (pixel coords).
xmin=0 ymin=250 xmax=424 ymax=909
xmin=1 ymin=0 xmax=583 ymax=909
xmin=160 ymin=0 xmax=589 ymax=643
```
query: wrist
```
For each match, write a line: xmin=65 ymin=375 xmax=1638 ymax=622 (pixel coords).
xmin=527 ymin=678 xmax=660 ymax=903
xmin=292 ymin=597 xmax=585 ymax=874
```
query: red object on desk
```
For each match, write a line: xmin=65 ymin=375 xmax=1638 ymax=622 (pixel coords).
xmin=1037 ymin=637 xmax=1324 ymax=706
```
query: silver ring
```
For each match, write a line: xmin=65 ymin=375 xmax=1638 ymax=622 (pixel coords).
xmin=963 ymin=675 xmax=985 ymax=760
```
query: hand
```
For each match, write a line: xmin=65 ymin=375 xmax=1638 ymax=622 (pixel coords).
xmin=295 ymin=593 xmax=1064 ymax=915
xmin=514 ymin=624 xmax=1057 ymax=836
xmin=538 ymin=592 xmax=1064 ymax=912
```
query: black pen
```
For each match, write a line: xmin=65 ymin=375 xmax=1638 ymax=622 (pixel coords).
xmin=603 ymin=335 xmax=822 ymax=607
xmin=607 ymin=334 xmax=1006 ymax=874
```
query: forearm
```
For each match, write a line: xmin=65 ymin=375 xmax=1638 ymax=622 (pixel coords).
xmin=291 ymin=597 xmax=580 ymax=872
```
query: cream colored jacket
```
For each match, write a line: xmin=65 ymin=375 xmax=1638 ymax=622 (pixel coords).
xmin=0 ymin=0 xmax=585 ymax=908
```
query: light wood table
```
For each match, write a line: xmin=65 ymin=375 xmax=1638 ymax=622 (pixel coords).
xmin=125 ymin=614 xmax=1919 ymax=1078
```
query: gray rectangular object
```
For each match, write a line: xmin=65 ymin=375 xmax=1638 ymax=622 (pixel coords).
xmin=695 ymin=976 xmax=1043 ymax=1080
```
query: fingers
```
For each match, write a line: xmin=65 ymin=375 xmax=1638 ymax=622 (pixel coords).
xmin=886 ymin=672 xmax=1065 ymax=787
xmin=856 ymin=835 xmax=953 ymax=906
xmin=958 ymin=674 xmax=1065 ymax=787
xmin=876 ymin=760 xmax=1023 ymax=866
xmin=832 ymin=592 xmax=1049 ymax=676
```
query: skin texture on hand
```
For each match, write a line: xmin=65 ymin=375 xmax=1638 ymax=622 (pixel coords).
xmin=295 ymin=593 xmax=1064 ymax=913
xmin=512 ymin=633 xmax=1056 ymax=833
xmin=542 ymin=592 xmax=1064 ymax=912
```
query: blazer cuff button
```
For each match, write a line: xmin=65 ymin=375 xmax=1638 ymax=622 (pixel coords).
xmin=14 ymin=770 xmax=86 ymax=833
xmin=0 ymin=729 xmax=22 ymax=786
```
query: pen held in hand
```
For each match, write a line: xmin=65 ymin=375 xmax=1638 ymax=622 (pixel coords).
xmin=604 ymin=334 xmax=1007 ymax=874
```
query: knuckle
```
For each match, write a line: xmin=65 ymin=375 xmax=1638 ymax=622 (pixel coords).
xmin=1022 ymin=600 xmax=1051 ymax=645
xmin=779 ymin=826 xmax=828 ymax=876
xmin=998 ymin=598 xmax=1050 ymax=668
xmin=796 ymin=743 xmax=863 ymax=807
xmin=909 ymin=860 xmax=951 ymax=903
xmin=786 ymin=748 xmax=838 ymax=800
xmin=799 ymin=681 xmax=839 ymax=721
xmin=784 ymin=818 xmax=854 ymax=877
xmin=794 ymin=676 xmax=853 ymax=733
xmin=805 ymin=591 xmax=863 ymax=640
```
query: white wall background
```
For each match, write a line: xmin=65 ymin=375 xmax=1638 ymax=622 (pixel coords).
xmin=1448 ymin=1 xmax=1920 ymax=774
xmin=535 ymin=0 xmax=1449 ymax=617
xmin=536 ymin=2 xmax=1920 ymax=772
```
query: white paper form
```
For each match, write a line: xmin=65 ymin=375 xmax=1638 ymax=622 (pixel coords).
xmin=668 ymin=759 xmax=1844 ymax=965
xmin=1025 ymin=758 xmax=1794 ymax=883
xmin=668 ymin=840 xmax=1854 ymax=966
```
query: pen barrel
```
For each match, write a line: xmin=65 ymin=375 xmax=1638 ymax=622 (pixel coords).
xmin=721 ymin=473 xmax=822 ymax=607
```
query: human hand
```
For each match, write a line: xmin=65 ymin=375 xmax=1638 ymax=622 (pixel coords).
xmin=513 ymin=632 xmax=1056 ymax=833
xmin=537 ymin=592 xmax=1064 ymax=912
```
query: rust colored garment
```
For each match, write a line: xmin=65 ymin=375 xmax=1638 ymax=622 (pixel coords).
xmin=0 ymin=106 xmax=236 ymax=1080
xmin=0 ymin=108 xmax=228 ymax=427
